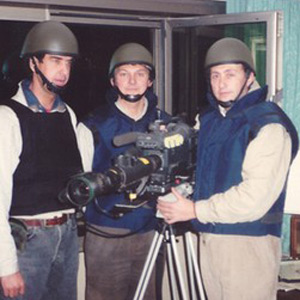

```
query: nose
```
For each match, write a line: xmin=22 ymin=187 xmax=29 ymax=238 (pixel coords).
xmin=60 ymin=61 xmax=71 ymax=77
xmin=218 ymin=75 xmax=226 ymax=89
xmin=128 ymin=73 xmax=137 ymax=84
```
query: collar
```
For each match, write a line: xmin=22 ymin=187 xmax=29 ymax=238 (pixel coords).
xmin=219 ymin=105 xmax=227 ymax=117
xmin=21 ymin=79 xmax=66 ymax=113
xmin=115 ymin=98 xmax=148 ymax=121
xmin=207 ymin=86 xmax=269 ymax=116
xmin=106 ymin=87 xmax=158 ymax=122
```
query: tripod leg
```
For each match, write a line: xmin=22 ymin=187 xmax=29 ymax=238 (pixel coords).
xmin=168 ymin=227 xmax=189 ymax=300
xmin=185 ymin=232 xmax=206 ymax=300
xmin=184 ymin=234 xmax=197 ymax=299
xmin=133 ymin=225 xmax=166 ymax=300
xmin=165 ymin=230 xmax=180 ymax=300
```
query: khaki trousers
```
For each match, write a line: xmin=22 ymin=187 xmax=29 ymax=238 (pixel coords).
xmin=199 ymin=233 xmax=281 ymax=300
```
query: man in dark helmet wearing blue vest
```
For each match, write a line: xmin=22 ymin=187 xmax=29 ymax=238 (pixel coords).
xmin=0 ymin=21 xmax=88 ymax=299
xmin=158 ymin=38 xmax=299 ymax=299
xmin=83 ymin=42 xmax=171 ymax=300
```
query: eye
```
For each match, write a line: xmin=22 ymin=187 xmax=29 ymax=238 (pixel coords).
xmin=210 ymin=73 xmax=219 ymax=80
xmin=50 ymin=57 xmax=61 ymax=64
xmin=137 ymin=71 xmax=148 ymax=78
xmin=66 ymin=60 xmax=72 ymax=68
xmin=226 ymin=72 xmax=236 ymax=78
xmin=118 ymin=71 xmax=128 ymax=77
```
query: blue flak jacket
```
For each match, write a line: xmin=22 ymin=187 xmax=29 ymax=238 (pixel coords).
xmin=192 ymin=86 xmax=299 ymax=237
xmin=83 ymin=88 xmax=171 ymax=232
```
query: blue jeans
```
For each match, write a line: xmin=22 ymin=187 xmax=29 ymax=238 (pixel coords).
xmin=1 ymin=216 xmax=79 ymax=300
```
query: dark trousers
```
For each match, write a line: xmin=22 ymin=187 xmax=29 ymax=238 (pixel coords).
xmin=85 ymin=226 xmax=164 ymax=300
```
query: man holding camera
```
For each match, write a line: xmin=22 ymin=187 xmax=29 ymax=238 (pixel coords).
xmin=0 ymin=21 xmax=87 ymax=300
xmin=158 ymin=38 xmax=299 ymax=299
xmin=83 ymin=42 xmax=170 ymax=300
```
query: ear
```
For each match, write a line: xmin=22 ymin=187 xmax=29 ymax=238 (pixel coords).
xmin=29 ymin=57 xmax=36 ymax=73
xmin=246 ymin=71 xmax=255 ymax=89
xmin=110 ymin=77 xmax=115 ymax=87
xmin=147 ymin=79 xmax=153 ymax=88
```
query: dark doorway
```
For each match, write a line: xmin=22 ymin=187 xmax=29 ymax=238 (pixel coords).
xmin=0 ymin=20 xmax=152 ymax=120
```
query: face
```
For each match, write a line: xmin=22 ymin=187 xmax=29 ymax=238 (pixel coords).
xmin=111 ymin=64 xmax=153 ymax=97
xmin=209 ymin=63 xmax=254 ymax=103
xmin=31 ymin=54 xmax=73 ymax=88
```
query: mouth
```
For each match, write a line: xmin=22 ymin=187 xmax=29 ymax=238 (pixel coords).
xmin=219 ymin=90 xmax=231 ymax=96
xmin=218 ymin=91 xmax=233 ymax=99
xmin=125 ymin=89 xmax=139 ymax=94
xmin=53 ymin=79 xmax=67 ymax=87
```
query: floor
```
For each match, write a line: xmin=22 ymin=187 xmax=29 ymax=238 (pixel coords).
xmin=277 ymin=290 xmax=300 ymax=299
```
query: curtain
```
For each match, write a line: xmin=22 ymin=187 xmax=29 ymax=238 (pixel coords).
xmin=227 ymin=0 xmax=300 ymax=258
xmin=227 ymin=0 xmax=300 ymax=132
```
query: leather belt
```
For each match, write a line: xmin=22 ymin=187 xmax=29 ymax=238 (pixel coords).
xmin=18 ymin=214 xmax=72 ymax=227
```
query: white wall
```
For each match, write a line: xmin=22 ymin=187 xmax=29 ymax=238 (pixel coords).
xmin=285 ymin=151 xmax=300 ymax=214
xmin=78 ymin=252 xmax=86 ymax=300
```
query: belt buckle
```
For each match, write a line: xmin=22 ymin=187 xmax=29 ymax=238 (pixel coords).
xmin=45 ymin=214 xmax=68 ymax=227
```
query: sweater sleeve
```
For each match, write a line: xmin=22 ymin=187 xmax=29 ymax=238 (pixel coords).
xmin=76 ymin=122 xmax=94 ymax=172
xmin=0 ymin=105 xmax=21 ymax=276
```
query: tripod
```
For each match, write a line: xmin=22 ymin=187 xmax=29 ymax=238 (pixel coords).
xmin=133 ymin=222 xmax=206 ymax=300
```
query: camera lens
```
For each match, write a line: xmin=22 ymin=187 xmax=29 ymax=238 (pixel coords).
xmin=67 ymin=178 xmax=92 ymax=206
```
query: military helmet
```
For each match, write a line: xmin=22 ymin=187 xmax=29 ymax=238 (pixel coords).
xmin=108 ymin=43 xmax=155 ymax=80
xmin=20 ymin=20 xmax=79 ymax=58
xmin=204 ymin=37 xmax=255 ymax=73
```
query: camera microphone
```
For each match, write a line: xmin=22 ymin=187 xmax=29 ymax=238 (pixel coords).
xmin=113 ymin=132 xmax=139 ymax=147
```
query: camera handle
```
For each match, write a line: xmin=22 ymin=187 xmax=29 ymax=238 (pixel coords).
xmin=133 ymin=222 xmax=206 ymax=300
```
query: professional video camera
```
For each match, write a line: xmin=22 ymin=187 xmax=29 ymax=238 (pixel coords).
xmin=59 ymin=118 xmax=197 ymax=216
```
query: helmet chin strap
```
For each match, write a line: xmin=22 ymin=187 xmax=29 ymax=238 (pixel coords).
xmin=217 ymin=99 xmax=236 ymax=109
xmin=32 ymin=59 xmax=66 ymax=95
xmin=114 ymin=86 xmax=147 ymax=103
xmin=216 ymin=70 xmax=252 ymax=109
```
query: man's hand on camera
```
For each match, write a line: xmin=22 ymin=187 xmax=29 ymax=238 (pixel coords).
xmin=157 ymin=187 xmax=196 ymax=224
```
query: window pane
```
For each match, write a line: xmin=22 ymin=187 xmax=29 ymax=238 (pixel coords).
xmin=172 ymin=22 xmax=267 ymax=125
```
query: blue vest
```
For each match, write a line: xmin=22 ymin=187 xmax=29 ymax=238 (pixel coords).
xmin=191 ymin=87 xmax=299 ymax=237
xmin=84 ymin=89 xmax=171 ymax=232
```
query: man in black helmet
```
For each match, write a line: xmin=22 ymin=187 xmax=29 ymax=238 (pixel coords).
xmin=158 ymin=38 xmax=299 ymax=299
xmin=82 ymin=42 xmax=170 ymax=300
xmin=0 ymin=21 xmax=90 ymax=300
